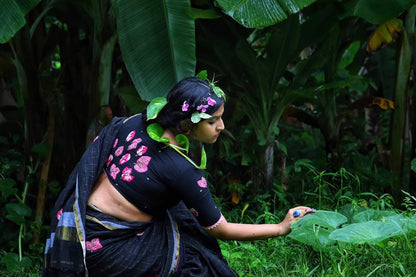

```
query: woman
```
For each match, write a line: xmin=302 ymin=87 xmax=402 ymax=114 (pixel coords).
xmin=43 ymin=76 xmax=314 ymax=276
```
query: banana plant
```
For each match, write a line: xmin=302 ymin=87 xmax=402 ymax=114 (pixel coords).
xmin=351 ymin=1 xmax=416 ymax=198
xmin=197 ymin=4 xmax=341 ymax=188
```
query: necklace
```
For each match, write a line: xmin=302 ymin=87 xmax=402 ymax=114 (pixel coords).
xmin=146 ymin=123 xmax=207 ymax=169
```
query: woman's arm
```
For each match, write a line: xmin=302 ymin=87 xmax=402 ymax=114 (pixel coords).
xmin=205 ymin=206 xmax=315 ymax=241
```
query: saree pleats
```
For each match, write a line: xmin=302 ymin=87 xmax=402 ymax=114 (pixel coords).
xmin=84 ymin=205 xmax=176 ymax=276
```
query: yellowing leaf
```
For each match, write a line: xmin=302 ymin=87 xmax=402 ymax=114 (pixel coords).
xmin=372 ymin=97 xmax=395 ymax=110
xmin=231 ymin=190 xmax=240 ymax=204
xmin=366 ymin=19 xmax=403 ymax=53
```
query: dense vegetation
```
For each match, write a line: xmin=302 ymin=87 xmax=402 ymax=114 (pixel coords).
xmin=1 ymin=0 xmax=416 ymax=275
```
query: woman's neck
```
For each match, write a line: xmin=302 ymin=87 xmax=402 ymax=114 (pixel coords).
xmin=162 ymin=129 xmax=179 ymax=146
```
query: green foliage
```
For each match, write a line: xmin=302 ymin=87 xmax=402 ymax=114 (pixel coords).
xmin=221 ymin=232 xmax=416 ymax=276
xmin=215 ymin=0 xmax=317 ymax=28
xmin=411 ymin=158 xmax=416 ymax=173
xmin=1 ymin=0 xmax=416 ymax=275
xmin=0 ymin=0 xmax=41 ymax=43
xmin=0 ymin=136 xmax=45 ymax=275
xmin=216 ymin=163 xmax=416 ymax=275
xmin=220 ymin=186 xmax=416 ymax=276
xmin=289 ymin=209 xmax=416 ymax=250
xmin=146 ymin=97 xmax=168 ymax=120
xmin=115 ymin=0 xmax=196 ymax=101
xmin=352 ymin=0 xmax=416 ymax=24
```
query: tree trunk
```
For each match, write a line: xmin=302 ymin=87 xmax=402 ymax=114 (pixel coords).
xmin=264 ymin=142 xmax=274 ymax=189
xmin=390 ymin=12 xmax=413 ymax=200
xmin=33 ymin=106 xmax=55 ymax=243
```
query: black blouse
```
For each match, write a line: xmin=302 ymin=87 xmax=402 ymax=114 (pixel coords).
xmin=103 ymin=114 xmax=222 ymax=228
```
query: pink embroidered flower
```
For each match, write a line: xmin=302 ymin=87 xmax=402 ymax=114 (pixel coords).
xmin=86 ymin=238 xmax=103 ymax=252
xmin=136 ymin=145 xmax=148 ymax=156
xmin=197 ymin=104 xmax=209 ymax=113
xmin=207 ymin=97 xmax=216 ymax=106
xmin=93 ymin=136 xmax=99 ymax=142
xmin=110 ymin=164 xmax=120 ymax=179
xmin=119 ymin=153 xmax=131 ymax=165
xmin=126 ymin=131 xmax=136 ymax=142
xmin=56 ymin=209 xmax=63 ymax=220
xmin=197 ymin=177 xmax=207 ymax=188
xmin=121 ymin=167 xmax=134 ymax=182
xmin=115 ymin=146 xmax=124 ymax=157
xmin=128 ymin=138 xmax=142 ymax=150
xmin=182 ymin=101 xmax=189 ymax=112
xmin=113 ymin=138 xmax=119 ymax=148
xmin=134 ymin=156 xmax=152 ymax=173
xmin=106 ymin=155 xmax=113 ymax=166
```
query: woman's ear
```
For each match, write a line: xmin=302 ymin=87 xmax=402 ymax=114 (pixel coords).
xmin=179 ymin=120 xmax=193 ymax=135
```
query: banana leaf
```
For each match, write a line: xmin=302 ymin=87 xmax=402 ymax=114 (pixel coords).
xmin=215 ymin=0 xmax=317 ymax=27
xmin=0 ymin=0 xmax=40 ymax=43
xmin=115 ymin=0 xmax=196 ymax=101
xmin=352 ymin=0 xmax=416 ymax=24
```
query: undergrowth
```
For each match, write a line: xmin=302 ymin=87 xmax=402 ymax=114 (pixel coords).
xmin=220 ymin=233 xmax=416 ymax=276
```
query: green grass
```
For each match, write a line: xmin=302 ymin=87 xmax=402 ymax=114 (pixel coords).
xmin=220 ymin=230 xmax=416 ymax=276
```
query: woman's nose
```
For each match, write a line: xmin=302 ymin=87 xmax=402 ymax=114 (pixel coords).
xmin=217 ymin=119 xmax=225 ymax=131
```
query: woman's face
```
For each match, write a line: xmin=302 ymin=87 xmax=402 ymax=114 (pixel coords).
xmin=192 ymin=104 xmax=225 ymax=144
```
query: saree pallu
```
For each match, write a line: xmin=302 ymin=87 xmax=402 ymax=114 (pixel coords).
xmin=84 ymin=202 xmax=238 ymax=277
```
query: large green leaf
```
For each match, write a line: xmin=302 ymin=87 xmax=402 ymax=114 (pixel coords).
xmin=352 ymin=209 xmax=397 ymax=223
xmin=215 ymin=0 xmax=317 ymax=27
xmin=116 ymin=0 xmax=196 ymax=101
xmin=6 ymin=202 xmax=32 ymax=225
xmin=296 ymin=210 xmax=348 ymax=229
xmin=352 ymin=0 xmax=416 ymax=24
xmin=0 ymin=0 xmax=40 ymax=43
xmin=115 ymin=86 xmax=148 ymax=114
xmin=329 ymin=220 xmax=404 ymax=244
xmin=289 ymin=225 xmax=336 ymax=251
xmin=409 ymin=214 xmax=416 ymax=230
xmin=289 ymin=211 xmax=347 ymax=250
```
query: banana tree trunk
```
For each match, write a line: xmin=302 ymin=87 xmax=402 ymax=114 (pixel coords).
xmin=407 ymin=6 xmax=416 ymax=195
xmin=33 ymin=106 xmax=55 ymax=243
xmin=390 ymin=10 xmax=413 ymax=199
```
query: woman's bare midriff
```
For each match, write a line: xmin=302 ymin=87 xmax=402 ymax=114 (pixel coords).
xmin=88 ymin=172 xmax=153 ymax=222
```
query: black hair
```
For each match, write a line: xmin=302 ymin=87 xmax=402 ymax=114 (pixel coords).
xmin=144 ymin=77 xmax=225 ymax=133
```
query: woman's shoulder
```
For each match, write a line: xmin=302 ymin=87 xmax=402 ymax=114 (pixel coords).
xmin=158 ymin=148 xmax=203 ymax=176
xmin=122 ymin=113 xmax=142 ymax=125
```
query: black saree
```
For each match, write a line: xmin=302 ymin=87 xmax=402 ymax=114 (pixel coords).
xmin=43 ymin=115 xmax=238 ymax=277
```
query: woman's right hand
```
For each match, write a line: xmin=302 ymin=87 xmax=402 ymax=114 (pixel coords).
xmin=279 ymin=206 xmax=316 ymax=235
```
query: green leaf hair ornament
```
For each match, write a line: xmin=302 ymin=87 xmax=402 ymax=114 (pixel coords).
xmin=146 ymin=123 xmax=207 ymax=169
xmin=196 ymin=70 xmax=226 ymax=100
xmin=191 ymin=112 xmax=212 ymax=123
xmin=146 ymin=97 xmax=167 ymax=120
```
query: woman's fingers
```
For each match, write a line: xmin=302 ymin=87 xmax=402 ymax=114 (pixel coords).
xmin=290 ymin=206 xmax=316 ymax=219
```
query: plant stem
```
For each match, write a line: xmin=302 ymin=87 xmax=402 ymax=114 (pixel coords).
xmin=18 ymin=168 xmax=31 ymax=262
